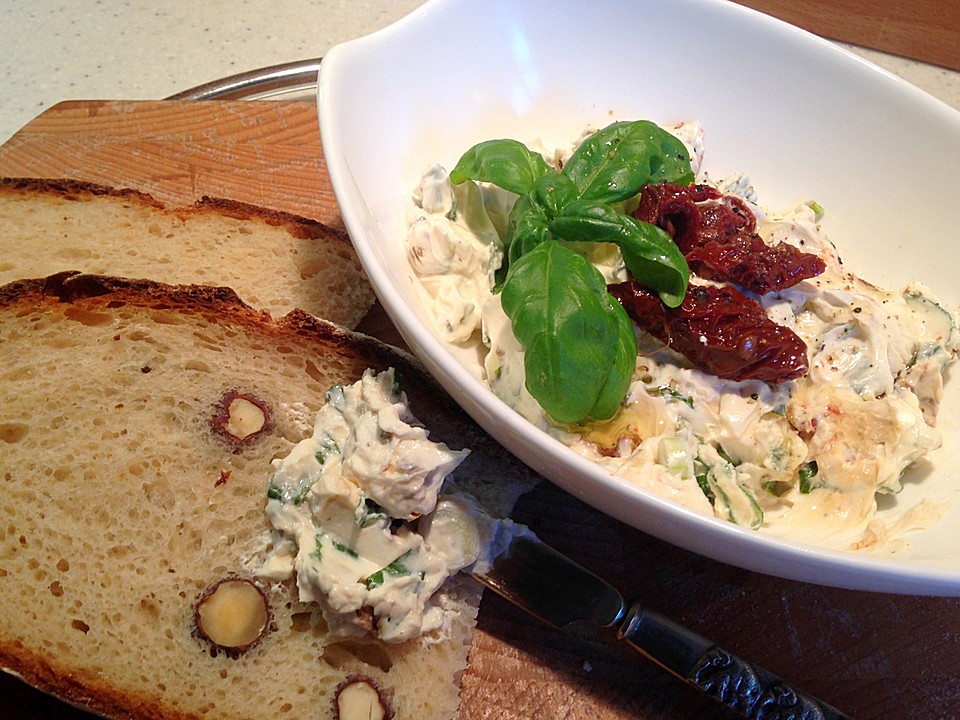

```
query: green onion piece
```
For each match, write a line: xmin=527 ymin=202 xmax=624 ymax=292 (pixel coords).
xmin=798 ymin=461 xmax=819 ymax=494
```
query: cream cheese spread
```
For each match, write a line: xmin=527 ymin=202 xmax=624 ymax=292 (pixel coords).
xmin=404 ymin=121 xmax=959 ymax=550
xmin=258 ymin=368 xmax=518 ymax=643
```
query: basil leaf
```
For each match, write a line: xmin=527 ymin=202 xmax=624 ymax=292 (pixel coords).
xmin=450 ymin=138 xmax=552 ymax=195
xmin=502 ymin=241 xmax=627 ymax=423
xmin=550 ymin=200 xmax=689 ymax=307
xmin=505 ymin=194 xmax=552 ymax=269
xmin=586 ymin=296 xmax=637 ymax=420
xmin=532 ymin=169 xmax=578 ymax=217
xmin=563 ymin=120 xmax=694 ymax=204
xmin=502 ymin=173 xmax=578 ymax=277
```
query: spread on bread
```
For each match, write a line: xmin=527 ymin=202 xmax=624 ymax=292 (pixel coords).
xmin=0 ymin=272 xmax=539 ymax=719
xmin=259 ymin=368 xmax=517 ymax=643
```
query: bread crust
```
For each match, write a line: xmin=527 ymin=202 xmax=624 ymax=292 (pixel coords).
xmin=0 ymin=178 xmax=376 ymax=327
xmin=0 ymin=177 xmax=348 ymax=241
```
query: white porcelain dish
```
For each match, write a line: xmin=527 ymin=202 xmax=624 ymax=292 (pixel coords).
xmin=319 ymin=0 xmax=960 ymax=594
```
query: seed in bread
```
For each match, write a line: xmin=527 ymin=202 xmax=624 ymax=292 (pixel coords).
xmin=0 ymin=177 xmax=376 ymax=327
xmin=334 ymin=676 xmax=394 ymax=720
xmin=194 ymin=578 xmax=271 ymax=654
xmin=212 ymin=391 xmax=272 ymax=446
xmin=0 ymin=271 xmax=537 ymax=720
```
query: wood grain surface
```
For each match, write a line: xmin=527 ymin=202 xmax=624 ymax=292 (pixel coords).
xmin=2 ymin=100 xmax=960 ymax=720
xmin=733 ymin=0 xmax=960 ymax=71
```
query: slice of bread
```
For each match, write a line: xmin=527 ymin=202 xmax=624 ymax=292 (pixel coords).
xmin=0 ymin=272 xmax=536 ymax=720
xmin=0 ymin=178 xmax=376 ymax=328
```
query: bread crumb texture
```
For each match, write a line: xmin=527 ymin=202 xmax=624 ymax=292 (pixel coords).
xmin=0 ymin=178 xmax=376 ymax=328
xmin=0 ymin=274 xmax=524 ymax=720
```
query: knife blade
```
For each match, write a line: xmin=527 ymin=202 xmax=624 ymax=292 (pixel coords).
xmin=471 ymin=531 xmax=854 ymax=720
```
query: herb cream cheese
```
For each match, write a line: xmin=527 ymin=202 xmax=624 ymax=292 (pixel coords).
xmin=404 ymin=121 xmax=959 ymax=550
xmin=258 ymin=368 xmax=516 ymax=643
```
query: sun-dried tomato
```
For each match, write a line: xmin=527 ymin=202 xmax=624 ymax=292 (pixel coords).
xmin=634 ymin=182 xmax=824 ymax=292
xmin=634 ymin=182 xmax=704 ymax=253
xmin=686 ymin=234 xmax=826 ymax=295
xmin=697 ymin=194 xmax=757 ymax=241
xmin=608 ymin=281 xmax=809 ymax=383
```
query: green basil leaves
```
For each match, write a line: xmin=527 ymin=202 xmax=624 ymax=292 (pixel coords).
xmin=563 ymin=120 xmax=694 ymax=203
xmin=449 ymin=120 xmax=693 ymax=423
xmin=550 ymin=200 xmax=688 ymax=307
xmin=501 ymin=241 xmax=637 ymax=423
xmin=449 ymin=138 xmax=551 ymax=195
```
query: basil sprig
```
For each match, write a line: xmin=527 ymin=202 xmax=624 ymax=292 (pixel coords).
xmin=450 ymin=120 xmax=693 ymax=423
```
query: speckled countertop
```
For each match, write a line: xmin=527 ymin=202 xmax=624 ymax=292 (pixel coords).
xmin=0 ymin=0 xmax=959 ymax=145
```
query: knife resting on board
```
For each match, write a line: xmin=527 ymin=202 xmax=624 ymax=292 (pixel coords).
xmin=474 ymin=531 xmax=853 ymax=720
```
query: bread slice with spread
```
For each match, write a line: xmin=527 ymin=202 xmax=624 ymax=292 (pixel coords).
xmin=0 ymin=272 xmax=536 ymax=720
xmin=0 ymin=178 xmax=375 ymax=328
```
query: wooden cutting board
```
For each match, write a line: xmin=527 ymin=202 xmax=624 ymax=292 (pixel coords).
xmin=2 ymin=100 xmax=960 ymax=720
xmin=0 ymin=100 xmax=343 ymax=230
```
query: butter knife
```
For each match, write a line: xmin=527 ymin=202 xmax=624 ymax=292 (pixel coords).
xmin=472 ymin=532 xmax=853 ymax=720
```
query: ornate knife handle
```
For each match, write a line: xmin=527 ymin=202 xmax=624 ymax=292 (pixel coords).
xmin=616 ymin=601 xmax=854 ymax=720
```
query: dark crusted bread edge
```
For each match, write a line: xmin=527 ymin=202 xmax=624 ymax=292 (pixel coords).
xmin=0 ymin=176 xmax=352 ymax=243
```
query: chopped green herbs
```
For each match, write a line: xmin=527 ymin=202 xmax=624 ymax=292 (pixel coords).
xmin=357 ymin=498 xmax=388 ymax=528
xmin=325 ymin=384 xmax=347 ymax=411
xmin=365 ymin=551 xmax=413 ymax=589
xmin=312 ymin=533 xmax=359 ymax=562
xmin=314 ymin=431 xmax=340 ymax=465
xmin=266 ymin=478 xmax=316 ymax=505
xmin=650 ymin=384 xmax=694 ymax=408
xmin=695 ymin=450 xmax=763 ymax=529
xmin=364 ymin=571 xmax=385 ymax=590
xmin=331 ymin=539 xmax=358 ymax=558
xmin=716 ymin=446 xmax=738 ymax=466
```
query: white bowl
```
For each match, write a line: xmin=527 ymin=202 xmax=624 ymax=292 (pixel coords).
xmin=319 ymin=0 xmax=960 ymax=594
